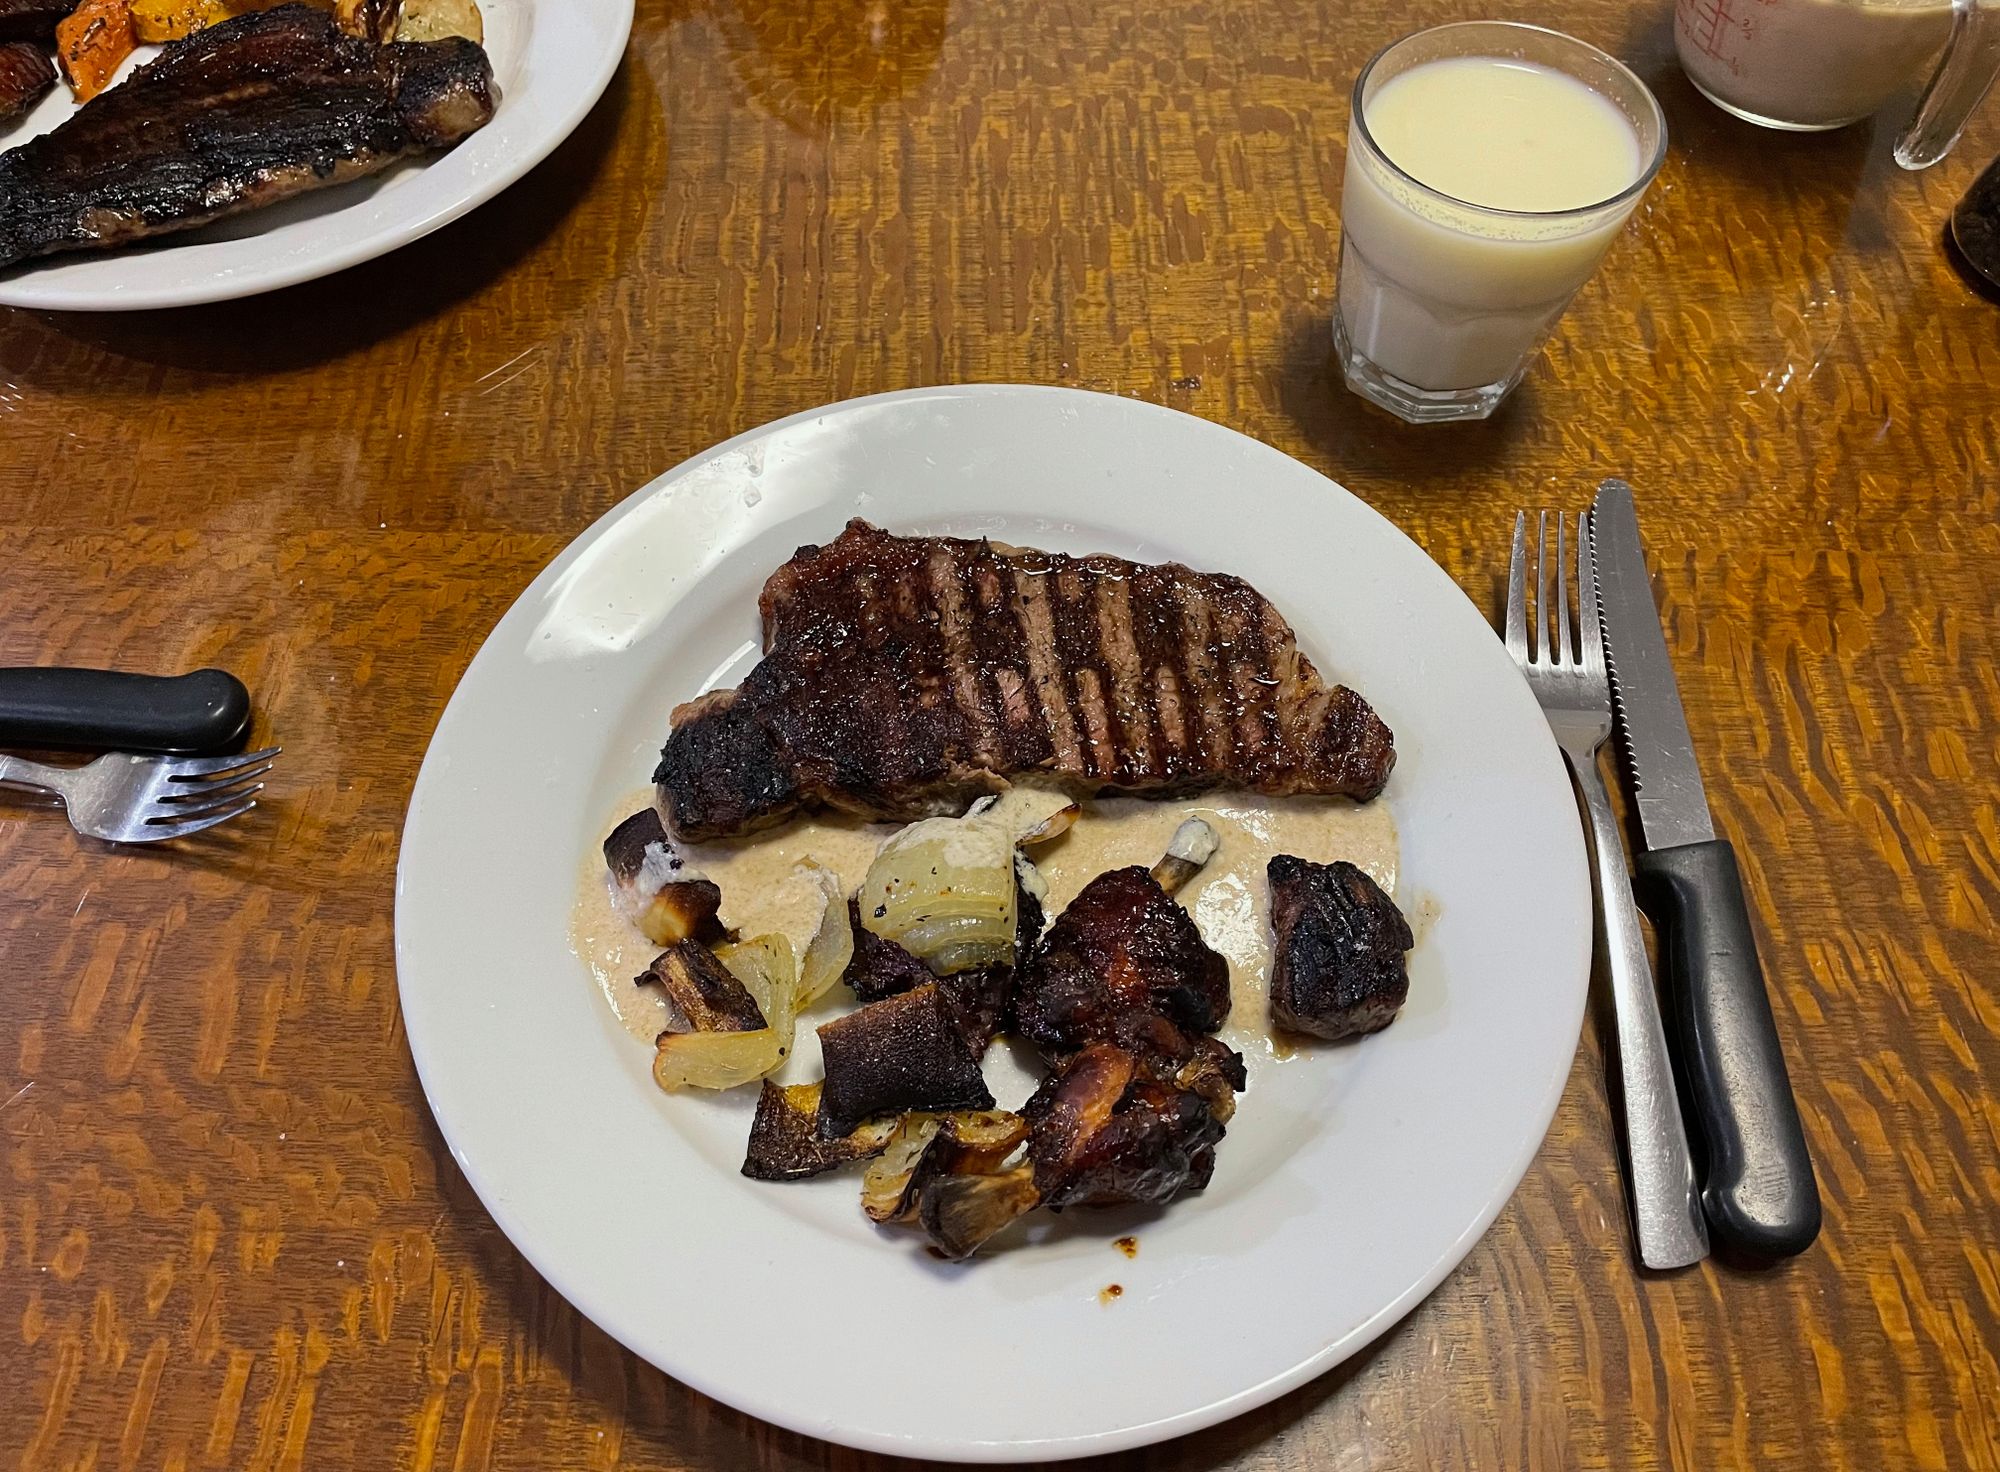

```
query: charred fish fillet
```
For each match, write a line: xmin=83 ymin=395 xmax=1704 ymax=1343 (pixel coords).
xmin=656 ymin=521 xmax=1396 ymax=841
xmin=0 ymin=5 xmax=494 ymax=270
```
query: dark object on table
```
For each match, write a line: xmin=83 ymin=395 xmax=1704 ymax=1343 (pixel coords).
xmin=0 ymin=667 xmax=250 ymax=753
xmin=1013 ymin=865 xmax=1230 ymax=1058
xmin=653 ymin=520 xmax=1396 ymax=842
xmin=1950 ymin=154 xmax=2000 ymax=295
xmin=1592 ymin=479 xmax=1821 ymax=1263
xmin=1266 ymin=856 xmax=1412 ymax=1040
xmin=1022 ymin=1042 xmax=1231 ymax=1208
xmin=816 ymin=982 xmax=995 ymax=1138
xmin=0 ymin=0 xmax=74 ymax=43
xmin=0 ymin=5 xmax=495 ymax=270
xmin=0 ymin=39 xmax=52 ymax=119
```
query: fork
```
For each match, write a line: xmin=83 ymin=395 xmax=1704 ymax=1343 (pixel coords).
xmin=0 ymin=747 xmax=278 ymax=844
xmin=1507 ymin=511 xmax=1708 ymax=1270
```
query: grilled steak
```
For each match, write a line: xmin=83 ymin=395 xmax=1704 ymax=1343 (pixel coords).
xmin=656 ymin=521 xmax=1396 ymax=840
xmin=0 ymin=5 xmax=494 ymax=271
xmin=0 ymin=0 xmax=73 ymax=43
xmin=0 ymin=39 xmax=53 ymax=120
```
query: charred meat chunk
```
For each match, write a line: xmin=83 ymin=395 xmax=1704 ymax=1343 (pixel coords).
xmin=742 ymin=1081 xmax=898 ymax=1182
xmin=1267 ymin=856 xmax=1412 ymax=1040
xmin=654 ymin=521 xmax=1396 ymax=841
xmin=603 ymin=808 xmax=727 ymax=947
xmin=816 ymin=983 xmax=994 ymax=1137
xmin=1022 ymin=1043 xmax=1228 ymax=1209
xmin=636 ymin=940 xmax=766 ymax=1035
xmin=0 ymin=38 xmax=53 ymax=119
xmin=1012 ymin=866 xmax=1229 ymax=1057
xmin=0 ymin=7 xmax=495 ymax=271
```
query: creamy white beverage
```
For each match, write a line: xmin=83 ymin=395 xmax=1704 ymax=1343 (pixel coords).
xmin=1338 ymin=54 xmax=1649 ymax=394
xmin=1674 ymin=0 xmax=1953 ymax=130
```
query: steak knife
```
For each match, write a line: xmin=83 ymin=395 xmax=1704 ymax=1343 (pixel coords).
xmin=1591 ymin=480 xmax=1820 ymax=1261
xmin=0 ymin=667 xmax=250 ymax=754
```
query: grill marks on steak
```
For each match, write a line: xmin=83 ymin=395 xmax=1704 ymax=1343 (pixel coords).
xmin=657 ymin=521 xmax=1395 ymax=841
xmin=0 ymin=5 xmax=494 ymax=270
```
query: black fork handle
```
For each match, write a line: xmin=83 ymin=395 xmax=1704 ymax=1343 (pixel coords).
xmin=0 ymin=668 xmax=251 ymax=754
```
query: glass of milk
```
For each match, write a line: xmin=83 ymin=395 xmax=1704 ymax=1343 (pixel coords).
xmin=1333 ymin=23 xmax=1666 ymax=424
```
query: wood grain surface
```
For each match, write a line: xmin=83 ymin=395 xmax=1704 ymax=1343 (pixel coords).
xmin=3 ymin=0 xmax=1998 ymax=1467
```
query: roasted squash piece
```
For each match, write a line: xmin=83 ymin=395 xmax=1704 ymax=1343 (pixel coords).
xmin=55 ymin=0 xmax=135 ymax=100
xmin=742 ymin=1081 xmax=897 ymax=1182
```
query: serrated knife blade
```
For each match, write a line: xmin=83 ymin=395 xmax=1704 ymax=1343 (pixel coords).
xmin=1590 ymin=479 xmax=1715 ymax=850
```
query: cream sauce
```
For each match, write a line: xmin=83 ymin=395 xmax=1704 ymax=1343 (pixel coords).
xmin=571 ymin=784 xmax=1400 ymax=1055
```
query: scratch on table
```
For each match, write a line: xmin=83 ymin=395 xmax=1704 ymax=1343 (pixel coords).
xmin=0 ymin=1081 xmax=34 ymax=1115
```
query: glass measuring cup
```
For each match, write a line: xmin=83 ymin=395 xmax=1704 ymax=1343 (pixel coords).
xmin=1674 ymin=0 xmax=2000 ymax=167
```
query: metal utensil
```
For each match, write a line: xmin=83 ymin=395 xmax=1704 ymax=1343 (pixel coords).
xmin=1507 ymin=509 xmax=1708 ymax=1270
xmin=0 ymin=667 xmax=252 ymax=754
xmin=0 ymin=747 xmax=278 ymax=844
xmin=1592 ymin=479 xmax=1822 ymax=1261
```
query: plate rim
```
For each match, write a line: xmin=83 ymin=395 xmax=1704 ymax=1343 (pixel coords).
xmin=0 ymin=0 xmax=635 ymax=312
xmin=394 ymin=384 xmax=1592 ymax=1462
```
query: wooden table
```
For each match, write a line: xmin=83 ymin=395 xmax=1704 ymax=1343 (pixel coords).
xmin=4 ymin=1 xmax=1997 ymax=1467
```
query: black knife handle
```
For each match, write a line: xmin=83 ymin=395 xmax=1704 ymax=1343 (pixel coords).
xmin=0 ymin=668 xmax=251 ymax=754
xmin=1633 ymin=839 xmax=1821 ymax=1261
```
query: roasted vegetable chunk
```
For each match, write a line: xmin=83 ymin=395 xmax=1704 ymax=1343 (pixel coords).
xmin=604 ymin=808 xmax=728 ymax=948
xmin=742 ymin=1081 xmax=897 ymax=1181
xmin=817 ymin=983 xmax=994 ymax=1137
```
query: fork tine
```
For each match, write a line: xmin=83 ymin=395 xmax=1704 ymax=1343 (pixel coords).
xmin=1505 ymin=511 xmax=1529 ymax=665
xmin=142 ymin=799 xmax=257 ymax=840
xmin=164 ymin=747 xmax=282 ymax=781
xmin=1555 ymin=514 xmax=1573 ymax=667
xmin=159 ymin=782 xmax=265 ymax=818
xmin=158 ymin=765 xmax=274 ymax=802
xmin=1538 ymin=510 xmax=1554 ymax=665
xmin=1579 ymin=511 xmax=1603 ymax=674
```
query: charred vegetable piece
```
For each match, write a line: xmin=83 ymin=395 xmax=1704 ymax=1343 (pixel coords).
xmin=0 ymin=38 xmax=54 ymax=117
xmin=742 ymin=1081 xmax=897 ymax=1181
xmin=859 ymin=1109 xmax=1026 ymax=1223
xmin=842 ymin=897 xmax=938 ymax=1001
xmin=857 ymin=806 xmax=1018 ymax=974
xmin=0 ymin=1 xmax=77 ymax=44
xmin=935 ymin=965 xmax=1013 ymax=1057
xmin=1023 ymin=1043 xmax=1229 ymax=1209
xmin=816 ymin=982 xmax=994 ymax=1137
xmin=917 ymin=1165 xmax=1041 ymax=1260
xmin=651 ymin=935 xmax=797 ymax=1092
xmin=637 ymin=939 xmax=766 ymax=1034
xmin=1013 ymin=864 xmax=1230 ymax=1058
xmin=1267 ymin=856 xmax=1412 ymax=1040
xmin=604 ymin=808 xmax=728 ymax=948
xmin=1108 ymin=1012 xmax=1246 ymax=1124
xmin=1149 ymin=818 xmax=1219 ymax=896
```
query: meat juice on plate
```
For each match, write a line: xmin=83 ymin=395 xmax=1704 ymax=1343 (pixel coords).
xmin=1338 ymin=55 xmax=1647 ymax=391
xmin=1674 ymin=0 xmax=1953 ymax=130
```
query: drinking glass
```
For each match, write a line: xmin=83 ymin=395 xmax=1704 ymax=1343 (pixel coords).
xmin=1333 ymin=23 xmax=1667 ymax=424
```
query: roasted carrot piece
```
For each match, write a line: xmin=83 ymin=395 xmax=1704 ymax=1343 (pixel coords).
xmin=55 ymin=0 xmax=136 ymax=102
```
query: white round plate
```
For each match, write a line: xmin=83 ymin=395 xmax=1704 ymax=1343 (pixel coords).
xmin=0 ymin=0 xmax=631 ymax=311
xmin=396 ymin=386 xmax=1592 ymax=1463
